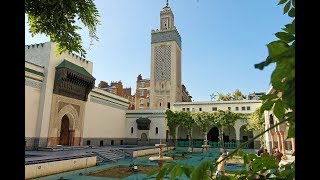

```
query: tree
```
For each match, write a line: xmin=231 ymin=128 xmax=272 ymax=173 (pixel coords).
xmin=165 ymin=109 xmax=181 ymax=147
xmin=192 ymin=111 xmax=215 ymax=145
xmin=25 ymin=0 xmax=100 ymax=58
xmin=214 ymin=110 xmax=246 ymax=148
xmin=210 ymin=92 xmax=217 ymax=101
xmin=232 ymin=89 xmax=246 ymax=100
xmin=177 ymin=111 xmax=195 ymax=152
xmin=246 ymin=106 xmax=265 ymax=145
xmin=216 ymin=89 xmax=245 ymax=101
xmin=216 ymin=92 xmax=232 ymax=101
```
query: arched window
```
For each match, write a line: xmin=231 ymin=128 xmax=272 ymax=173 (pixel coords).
xmin=160 ymin=102 xmax=162 ymax=107
xmin=156 ymin=127 xmax=159 ymax=134
xmin=131 ymin=127 xmax=133 ymax=134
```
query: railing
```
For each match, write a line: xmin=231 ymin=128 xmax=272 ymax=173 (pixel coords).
xmin=176 ymin=140 xmax=246 ymax=149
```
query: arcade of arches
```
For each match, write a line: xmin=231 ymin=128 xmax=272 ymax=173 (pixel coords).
xmin=177 ymin=124 xmax=257 ymax=148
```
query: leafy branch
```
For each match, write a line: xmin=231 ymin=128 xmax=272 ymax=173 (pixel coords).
xmin=25 ymin=0 xmax=101 ymax=58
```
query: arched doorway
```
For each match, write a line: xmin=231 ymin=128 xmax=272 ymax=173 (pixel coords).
xmin=59 ymin=115 xmax=70 ymax=146
xmin=223 ymin=126 xmax=236 ymax=142
xmin=240 ymin=125 xmax=254 ymax=148
xmin=207 ymin=127 xmax=219 ymax=142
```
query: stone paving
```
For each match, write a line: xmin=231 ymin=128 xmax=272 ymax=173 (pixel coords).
xmin=25 ymin=145 xmax=155 ymax=165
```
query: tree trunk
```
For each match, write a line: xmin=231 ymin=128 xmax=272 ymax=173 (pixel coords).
xmin=188 ymin=129 xmax=193 ymax=152
xmin=219 ymin=127 xmax=224 ymax=148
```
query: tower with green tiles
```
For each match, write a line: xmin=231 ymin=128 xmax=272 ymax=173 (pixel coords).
xmin=149 ymin=1 xmax=182 ymax=110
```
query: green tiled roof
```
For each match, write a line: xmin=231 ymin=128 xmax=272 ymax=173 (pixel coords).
xmin=136 ymin=117 xmax=151 ymax=123
xmin=56 ymin=60 xmax=95 ymax=79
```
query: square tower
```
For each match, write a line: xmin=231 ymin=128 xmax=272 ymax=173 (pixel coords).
xmin=150 ymin=3 xmax=182 ymax=110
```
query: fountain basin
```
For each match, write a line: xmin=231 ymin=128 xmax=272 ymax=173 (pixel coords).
xmin=149 ymin=156 xmax=173 ymax=161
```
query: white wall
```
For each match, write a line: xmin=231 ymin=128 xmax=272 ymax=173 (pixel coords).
xmin=25 ymin=84 xmax=41 ymax=137
xmin=173 ymin=100 xmax=262 ymax=113
xmin=83 ymin=91 xmax=128 ymax=138
xmin=25 ymin=156 xmax=96 ymax=179
xmin=126 ymin=110 xmax=166 ymax=140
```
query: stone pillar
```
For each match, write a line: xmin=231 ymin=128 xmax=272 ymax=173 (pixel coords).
xmin=280 ymin=131 xmax=287 ymax=160
xmin=291 ymin=137 xmax=295 ymax=152
xmin=270 ymin=132 xmax=275 ymax=149
xmin=276 ymin=131 xmax=282 ymax=152
xmin=235 ymin=126 xmax=241 ymax=147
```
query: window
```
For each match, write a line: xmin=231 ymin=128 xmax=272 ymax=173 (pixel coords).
xmin=212 ymin=107 xmax=217 ymax=111
xmin=235 ymin=107 xmax=239 ymax=111
xmin=120 ymin=140 xmax=123 ymax=145
xmin=140 ymin=99 xmax=144 ymax=105
xmin=140 ymin=90 xmax=144 ymax=96
xmin=86 ymin=140 xmax=91 ymax=145
xmin=182 ymin=108 xmax=185 ymax=111
xmin=167 ymin=102 xmax=171 ymax=109
xmin=186 ymin=108 xmax=190 ymax=111
xmin=100 ymin=140 xmax=103 ymax=146
xmin=141 ymin=82 xmax=145 ymax=87
xmin=199 ymin=107 xmax=202 ymax=111
xmin=228 ymin=107 xmax=231 ymax=110
xmin=247 ymin=106 xmax=251 ymax=110
xmin=162 ymin=83 xmax=164 ymax=89
xmin=111 ymin=140 xmax=114 ymax=145
xmin=160 ymin=102 xmax=162 ymax=107
xmin=241 ymin=106 xmax=245 ymax=110
xmin=156 ymin=127 xmax=159 ymax=134
xmin=147 ymin=102 xmax=150 ymax=107
xmin=131 ymin=127 xmax=133 ymax=134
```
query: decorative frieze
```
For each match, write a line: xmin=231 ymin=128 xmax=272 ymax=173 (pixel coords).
xmin=90 ymin=96 xmax=128 ymax=110
xmin=25 ymin=78 xmax=42 ymax=89
xmin=151 ymin=30 xmax=182 ymax=49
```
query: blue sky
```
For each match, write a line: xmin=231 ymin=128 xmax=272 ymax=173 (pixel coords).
xmin=25 ymin=0 xmax=292 ymax=101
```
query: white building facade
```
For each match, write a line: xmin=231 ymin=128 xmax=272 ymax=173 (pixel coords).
xmin=25 ymin=42 xmax=131 ymax=149
xmin=173 ymin=100 xmax=263 ymax=148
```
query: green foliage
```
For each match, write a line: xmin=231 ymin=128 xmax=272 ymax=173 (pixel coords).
xmin=232 ymin=89 xmax=246 ymax=100
xmin=256 ymin=0 xmax=295 ymax=127
xmin=178 ymin=111 xmax=194 ymax=150
xmin=246 ymin=106 xmax=265 ymax=143
xmin=215 ymin=110 xmax=246 ymax=147
xmin=191 ymin=161 xmax=214 ymax=180
xmin=25 ymin=0 xmax=100 ymax=58
xmin=192 ymin=111 xmax=215 ymax=134
xmin=215 ymin=89 xmax=246 ymax=101
xmin=216 ymin=92 xmax=232 ymax=101
xmin=165 ymin=109 xmax=181 ymax=143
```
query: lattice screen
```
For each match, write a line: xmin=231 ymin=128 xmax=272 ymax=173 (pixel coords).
xmin=155 ymin=45 xmax=171 ymax=80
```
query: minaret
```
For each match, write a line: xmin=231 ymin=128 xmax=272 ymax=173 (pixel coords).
xmin=149 ymin=1 xmax=182 ymax=110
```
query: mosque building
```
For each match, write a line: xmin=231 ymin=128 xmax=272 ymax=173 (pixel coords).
xmin=25 ymin=2 xmax=293 ymax=151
